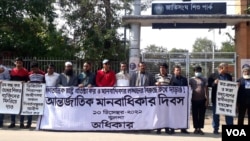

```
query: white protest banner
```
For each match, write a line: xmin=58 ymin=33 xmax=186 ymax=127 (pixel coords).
xmin=0 ymin=81 xmax=22 ymax=114
xmin=21 ymin=83 xmax=46 ymax=115
xmin=216 ymin=80 xmax=238 ymax=116
xmin=38 ymin=86 xmax=190 ymax=131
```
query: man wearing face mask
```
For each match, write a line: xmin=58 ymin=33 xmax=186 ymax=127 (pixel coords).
xmin=116 ymin=61 xmax=130 ymax=86
xmin=208 ymin=62 xmax=234 ymax=134
xmin=237 ymin=64 xmax=250 ymax=125
xmin=189 ymin=66 xmax=208 ymax=135
xmin=56 ymin=61 xmax=78 ymax=86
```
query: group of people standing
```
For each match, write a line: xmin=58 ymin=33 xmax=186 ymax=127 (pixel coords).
xmin=0 ymin=56 xmax=250 ymax=137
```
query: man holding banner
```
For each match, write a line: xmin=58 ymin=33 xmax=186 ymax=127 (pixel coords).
xmin=169 ymin=65 xmax=189 ymax=134
xmin=115 ymin=61 xmax=130 ymax=86
xmin=21 ymin=61 xmax=45 ymax=128
xmin=208 ymin=63 xmax=234 ymax=134
xmin=154 ymin=63 xmax=172 ymax=134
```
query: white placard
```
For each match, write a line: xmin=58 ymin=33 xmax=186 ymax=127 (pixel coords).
xmin=0 ymin=81 xmax=23 ymax=114
xmin=21 ymin=83 xmax=46 ymax=115
xmin=216 ymin=80 xmax=238 ymax=116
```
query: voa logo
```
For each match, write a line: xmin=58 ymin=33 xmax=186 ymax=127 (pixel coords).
xmin=226 ymin=129 xmax=246 ymax=136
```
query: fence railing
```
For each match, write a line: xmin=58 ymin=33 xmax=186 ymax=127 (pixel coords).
xmin=2 ymin=57 xmax=122 ymax=75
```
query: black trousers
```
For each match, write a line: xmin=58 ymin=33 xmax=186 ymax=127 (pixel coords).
xmin=237 ymin=103 xmax=250 ymax=125
xmin=10 ymin=115 xmax=32 ymax=125
xmin=192 ymin=99 xmax=206 ymax=129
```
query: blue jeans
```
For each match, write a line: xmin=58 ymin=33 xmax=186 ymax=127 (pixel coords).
xmin=212 ymin=103 xmax=234 ymax=131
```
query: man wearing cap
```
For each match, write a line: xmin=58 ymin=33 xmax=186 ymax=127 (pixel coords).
xmin=116 ymin=61 xmax=130 ymax=86
xmin=8 ymin=57 xmax=29 ymax=128
xmin=237 ymin=64 xmax=250 ymax=125
xmin=0 ymin=56 xmax=10 ymax=128
xmin=56 ymin=61 xmax=78 ymax=86
xmin=208 ymin=62 xmax=234 ymax=134
xmin=154 ymin=63 xmax=172 ymax=134
xmin=96 ymin=59 xmax=116 ymax=87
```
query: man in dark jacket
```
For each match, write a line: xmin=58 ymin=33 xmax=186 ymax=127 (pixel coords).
xmin=56 ymin=61 xmax=78 ymax=87
xmin=78 ymin=61 xmax=95 ymax=87
xmin=168 ymin=65 xmax=189 ymax=134
xmin=237 ymin=64 xmax=250 ymax=125
xmin=208 ymin=63 xmax=234 ymax=134
xmin=130 ymin=62 xmax=155 ymax=87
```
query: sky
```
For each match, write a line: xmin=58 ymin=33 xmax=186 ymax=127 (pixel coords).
xmin=137 ymin=0 xmax=236 ymax=52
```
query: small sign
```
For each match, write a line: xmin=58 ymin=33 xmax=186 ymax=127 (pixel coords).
xmin=152 ymin=2 xmax=227 ymax=29
xmin=152 ymin=2 xmax=226 ymax=15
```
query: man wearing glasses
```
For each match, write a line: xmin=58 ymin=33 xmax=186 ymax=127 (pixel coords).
xmin=96 ymin=59 xmax=116 ymax=87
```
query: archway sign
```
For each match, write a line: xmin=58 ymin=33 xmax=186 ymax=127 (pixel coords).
xmin=123 ymin=0 xmax=250 ymax=78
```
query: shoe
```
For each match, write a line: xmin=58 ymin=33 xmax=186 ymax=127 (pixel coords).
xmin=181 ymin=129 xmax=190 ymax=134
xmin=8 ymin=123 xmax=15 ymax=128
xmin=198 ymin=129 xmax=204 ymax=135
xmin=165 ymin=128 xmax=170 ymax=134
xmin=213 ymin=130 xmax=219 ymax=134
xmin=25 ymin=124 xmax=31 ymax=128
xmin=156 ymin=129 xmax=161 ymax=134
xmin=194 ymin=129 xmax=199 ymax=134
xmin=20 ymin=123 xmax=25 ymax=128
xmin=168 ymin=129 xmax=175 ymax=135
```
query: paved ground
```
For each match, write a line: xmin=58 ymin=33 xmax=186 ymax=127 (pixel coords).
xmin=0 ymin=109 xmax=243 ymax=141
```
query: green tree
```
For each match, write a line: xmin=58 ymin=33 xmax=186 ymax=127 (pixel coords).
xmin=169 ymin=48 xmax=188 ymax=53
xmin=192 ymin=37 xmax=213 ymax=52
xmin=57 ymin=0 xmax=134 ymax=60
xmin=0 ymin=0 xmax=73 ymax=57
xmin=219 ymin=41 xmax=235 ymax=52
xmin=142 ymin=44 xmax=167 ymax=53
xmin=58 ymin=0 xmax=140 ymax=61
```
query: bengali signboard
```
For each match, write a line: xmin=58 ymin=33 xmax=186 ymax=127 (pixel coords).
xmin=151 ymin=2 xmax=227 ymax=28
xmin=152 ymin=2 xmax=226 ymax=15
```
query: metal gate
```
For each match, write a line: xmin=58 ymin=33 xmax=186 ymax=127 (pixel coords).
xmin=142 ymin=52 xmax=237 ymax=80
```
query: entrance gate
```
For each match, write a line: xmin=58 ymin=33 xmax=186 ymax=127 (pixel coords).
xmin=142 ymin=52 xmax=237 ymax=80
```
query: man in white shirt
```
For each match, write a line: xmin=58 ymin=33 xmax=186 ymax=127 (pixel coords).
xmin=45 ymin=64 xmax=59 ymax=86
xmin=116 ymin=61 xmax=130 ymax=86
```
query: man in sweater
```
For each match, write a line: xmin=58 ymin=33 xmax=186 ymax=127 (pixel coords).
xmin=96 ymin=59 xmax=116 ymax=87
